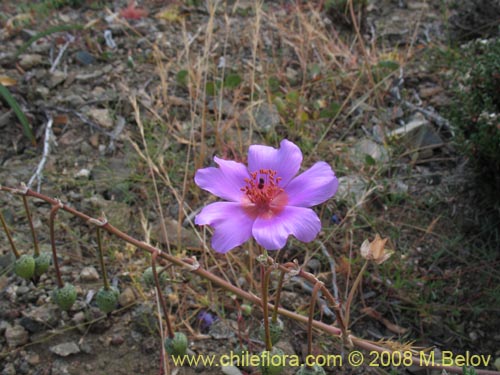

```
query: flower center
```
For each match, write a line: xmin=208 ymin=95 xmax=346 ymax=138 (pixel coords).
xmin=241 ymin=169 xmax=288 ymax=219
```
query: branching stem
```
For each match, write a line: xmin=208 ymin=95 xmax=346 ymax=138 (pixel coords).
xmin=1 ymin=186 xmax=498 ymax=375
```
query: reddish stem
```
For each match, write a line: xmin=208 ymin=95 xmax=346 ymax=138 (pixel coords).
xmin=22 ymin=195 xmax=40 ymax=257
xmin=49 ymin=203 xmax=63 ymax=288
xmin=152 ymin=253 xmax=174 ymax=339
xmin=0 ymin=210 xmax=20 ymax=259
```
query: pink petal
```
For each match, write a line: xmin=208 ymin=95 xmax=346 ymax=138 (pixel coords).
xmin=195 ymin=202 xmax=254 ymax=253
xmin=194 ymin=157 xmax=250 ymax=202
xmin=252 ymin=206 xmax=321 ymax=250
xmin=247 ymin=139 xmax=302 ymax=186
xmin=285 ymin=162 xmax=338 ymax=207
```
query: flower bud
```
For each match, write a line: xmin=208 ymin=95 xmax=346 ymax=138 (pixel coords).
xmin=14 ymin=254 xmax=35 ymax=279
xmin=96 ymin=286 xmax=120 ymax=313
xmin=259 ymin=347 xmax=285 ymax=375
xmin=53 ymin=283 xmax=77 ymax=311
xmin=164 ymin=332 xmax=188 ymax=357
xmin=259 ymin=318 xmax=284 ymax=346
xmin=34 ymin=252 xmax=51 ymax=276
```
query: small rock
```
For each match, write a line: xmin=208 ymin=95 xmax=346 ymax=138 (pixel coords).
xmin=221 ymin=365 xmax=243 ymax=375
xmin=74 ymin=50 xmax=96 ymax=65
xmin=247 ymin=103 xmax=281 ymax=133
xmin=74 ymin=168 xmax=91 ymax=179
xmin=48 ymin=71 xmax=66 ymax=88
xmin=208 ymin=319 xmax=235 ymax=339
xmin=20 ymin=305 xmax=59 ymax=333
xmin=1 ymin=363 xmax=16 ymax=375
xmin=26 ymin=352 xmax=40 ymax=366
xmin=80 ymin=266 xmax=100 ymax=283
xmin=207 ymin=99 xmax=235 ymax=117
xmin=88 ymin=108 xmax=113 ymax=129
xmin=51 ymin=359 xmax=70 ymax=375
xmin=388 ymin=119 xmax=443 ymax=160
xmin=110 ymin=334 xmax=124 ymax=346
xmin=80 ymin=341 xmax=93 ymax=354
xmin=351 ymin=138 xmax=389 ymax=164
xmin=19 ymin=54 xmax=44 ymax=69
xmin=118 ymin=287 xmax=136 ymax=307
xmin=5 ymin=325 xmax=29 ymax=347
xmin=336 ymin=175 xmax=368 ymax=203
xmin=152 ymin=219 xmax=199 ymax=249
xmin=49 ymin=341 xmax=80 ymax=357
xmin=306 ymin=258 xmax=321 ymax=273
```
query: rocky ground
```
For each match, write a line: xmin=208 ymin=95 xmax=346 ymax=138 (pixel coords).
xmin=1 ymin=1 xmax=499 ymax=375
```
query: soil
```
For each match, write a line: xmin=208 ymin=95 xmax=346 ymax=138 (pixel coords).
xmin=0 ymin=1 xmax=499 ymax=375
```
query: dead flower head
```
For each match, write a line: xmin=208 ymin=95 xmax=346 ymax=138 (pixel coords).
xmin=360 ymin=234 xmax=393 ymax=264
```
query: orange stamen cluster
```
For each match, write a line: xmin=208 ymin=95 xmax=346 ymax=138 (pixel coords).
xmin=241 ymin=169 xmax=287 ymax=219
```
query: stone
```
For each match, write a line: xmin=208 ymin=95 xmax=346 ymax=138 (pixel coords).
xmin=74 ymin=50 xmax=96 ymax=65
xmin=336 ymin=175 xmax=368 ymax=203
xmin=49 ymin=341 xmax=80 ymax=357
xmin=388 ymin=119 xmax=443 ymax=159
xmin=48 ymin=71 xmax=67 ymax=88
xmin=5 ymin=324 xmax=29 ymax=347
xmin=74 ymin=168 xmax=91 ymax=179
xmin=152 ymin=219 xmax=199 ymax=249
xmin=51 ymin=360 xmax=70 ymax=375
xmin=20 ymin=305 xmax=59 ymax=333
xmin=110 ymin=334 xmax=124 ymax=346
xmin=1 ymin=363 xmax=15 ymax=375
xmin=208 ymin=319 xmax=235 ymax=339
xmin=350 ymin=138 xmax=389 ymax=165
xmin=26 ymin=352 xmax=40 ymax=365
xmin=246 ymin=103 xmax=280 ymax=133
xmin=79 ymin=266 xmax=100 ymax=283
xmin=88 ymin=108 xmax=113 ymax=129
xmin=207 ymin=99 xmax=235 ymax=117
xmin=118 ymin=287 xmax=136 ymax=307
xmin=221 ymin=365 xmax=243 ymax=375
xmin=19 ymin=54 xmax=44 ymax=69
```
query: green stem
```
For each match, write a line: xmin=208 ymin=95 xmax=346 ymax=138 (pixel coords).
xmin=96 ymin=227 xmax=110 ymax=290
xmin=344 ymin=260 xmax=368 ymax=329
xmin=49 ymin=204 xmax=63 ymax=288
xmin=22 ymin=196 xmax=40 ymax=257
xmin=0 ymin=210 xmax=20 ymax=259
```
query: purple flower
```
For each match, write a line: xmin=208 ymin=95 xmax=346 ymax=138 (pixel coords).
xmin=194 ymin=139 xmax=338 ymax=253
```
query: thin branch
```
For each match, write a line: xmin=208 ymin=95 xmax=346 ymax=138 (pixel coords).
xmin=28 ymin=115 xmax=55 ymax=192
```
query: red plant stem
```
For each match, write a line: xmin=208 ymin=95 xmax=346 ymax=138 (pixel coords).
xmin=152 ymin=253 xmax=174 ymax=339
xmin=49 ymin=203 xmax=64 ymax=288
xmin=22 ymin=195 xmax=40 ymax=257
xmin=261 ymin=263 xmax=272 ymax=351
xmin=1 ymin=186 xmax=499 ymax=375
xmin=271 ymin=269 xmax=286 ymax=323
xmin=307 ymin=281 xmax=323 ymax=360
xmin=96 ymin=227 xmax=110 ymax=290
xmin=0 ymin=210 xmax=20 ymax=259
